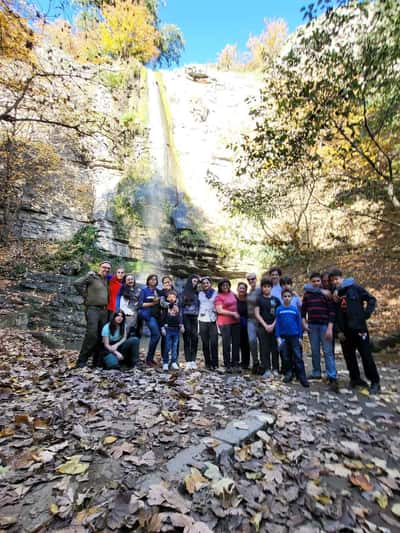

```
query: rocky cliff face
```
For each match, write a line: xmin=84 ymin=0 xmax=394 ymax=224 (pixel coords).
xmin=0 ymin=63 xmax=262 ymax=344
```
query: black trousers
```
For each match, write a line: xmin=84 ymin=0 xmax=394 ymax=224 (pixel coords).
xmin=78 ymin=306 xmax=108 ymax=367
xmin=257 ymin=328 xmax=279 ymax=371
xmin=220 ymin=323 xmax=240 ymax=368
xmin=340 ymin=329 xmax=380 ymax=384
xmin=183 ymin=315 xmax=198 ymax=362
xmin=199 ymin=321 xmax=219 ymax=367
xmin=239 ymin=324 xmax=250 ymax=368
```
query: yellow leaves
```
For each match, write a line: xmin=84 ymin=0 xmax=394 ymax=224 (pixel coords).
xmin=373 ymin=491 xmax=388 ymax=509
xmin=184 ymin=468 xmax=208 ymax=494
xmin=49 ymin=503 xmax=59 ymax=515
xmin=103 ymin=435 xmax=117 ymax=445
xmin=98 ymin=1 xmax=159 ymax=63
xmin=56 ymin=455 xmax=89 ymax=475
xmin=211 ymin=477 xmax=235 ymax=497
xmin=0 ymin=1 xmax=37 ymax=65
xmin=250 ymin=512 xmax=262 ymax=532
xmin=0 ymin=426 xmax=14 ymax=438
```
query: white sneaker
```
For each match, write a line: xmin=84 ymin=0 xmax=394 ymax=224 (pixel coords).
xmin=162 ymin=363 xmax=169 ymax=371
xmin=186 ymin=362 xmax=193 ymax=370
xmin=171 ymin=362 xmax=179 ymax=370
xmin=191 ymin=361 xmax=197 ymax=370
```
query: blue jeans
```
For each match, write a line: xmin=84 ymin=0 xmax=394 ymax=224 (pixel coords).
xmin=146 ymin=316 xmax=160 ymax=362
xmin=164 ymin=328 xmax=179 ymax=364
xmin=247 ymin=319 xmax=259 ymax=367
xmin=279 ymin=335 xmax=306 ymax=381
xmin=103 ymin=337 xmax=140 ymax=369
xmin=308 ymin=323 xmax=337 ymax=379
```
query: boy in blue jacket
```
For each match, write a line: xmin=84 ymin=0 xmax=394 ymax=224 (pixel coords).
xmin=276 ymin=289 xmax=309 ymax=387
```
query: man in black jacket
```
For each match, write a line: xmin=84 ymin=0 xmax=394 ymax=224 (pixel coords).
xmin=330 ymin=269 xmax=380 ymax=394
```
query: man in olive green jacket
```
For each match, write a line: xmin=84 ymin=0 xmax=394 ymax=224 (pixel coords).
xmin=74 ymin=261 xmax=111 ymax=368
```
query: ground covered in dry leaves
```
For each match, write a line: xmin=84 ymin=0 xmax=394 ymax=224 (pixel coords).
xmin=1 ymin=329 xmax=400 ymax=533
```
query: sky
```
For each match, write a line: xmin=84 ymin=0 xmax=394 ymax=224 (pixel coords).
xmin=159 ymin=0 xmax=306 ymax=65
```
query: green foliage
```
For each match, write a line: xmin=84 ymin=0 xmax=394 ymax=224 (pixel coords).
xmin=209 ymin=0 xmax=400 ymax=257
xmin=112 ymin=156 xmax=152 ymax=238
xmin=99 ymin=70 xmax=126 ymax=89
xmin=154 ymin=23 xmax=185 ymax=67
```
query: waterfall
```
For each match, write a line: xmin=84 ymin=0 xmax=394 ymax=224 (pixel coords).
xmin=139 ymin=70 xmax=175 ymax=275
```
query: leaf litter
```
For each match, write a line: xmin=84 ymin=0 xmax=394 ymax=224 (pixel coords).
xmin=0 ymin=328 xmax=399 ymax=531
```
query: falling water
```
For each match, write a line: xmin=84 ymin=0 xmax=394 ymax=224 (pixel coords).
xmin=141 ymin=69 xmax=172 ymax=272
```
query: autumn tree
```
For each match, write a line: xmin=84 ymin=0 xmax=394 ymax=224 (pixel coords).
xmin=209 ymin=0 xmax=400 ymax=254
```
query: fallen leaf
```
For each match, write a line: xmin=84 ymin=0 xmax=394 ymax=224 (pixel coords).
xmin=349 ymin=473 xmax=373 ymax=492
xmin=250 ymin=512 xmax=262 ymax=532
xmin=50 ymin=503 xmax=59 ymax=515
xmin=325 ymin=463 xmax=352 ymax=478
xmin=211 ymin=477 xmax=235 ymax=497
xmin=203 ymin=462 xmax=222 ymax=481
xmin=56 ymin=456 xmax=89 ymax=475
xmin=184 ymin=467 xmax=209 ymax=494
xmin=392 ymin=503 xmax=400 ymax=517
xmin=103 ymin=435 xmax=117 ymax=445
xmin=374 ymin=492 xmax=388 ymax=509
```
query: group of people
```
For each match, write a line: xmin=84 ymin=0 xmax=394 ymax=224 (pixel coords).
xmin=73 ymin=262 xmax=381 ymax=394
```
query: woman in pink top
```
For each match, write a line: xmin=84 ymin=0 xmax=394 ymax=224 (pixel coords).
xmin=215 ymin=279 xmax=241 ymax=372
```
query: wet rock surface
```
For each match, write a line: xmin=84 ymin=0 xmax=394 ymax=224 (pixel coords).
xmin=0 ymin=328 xmax=399 ymax=532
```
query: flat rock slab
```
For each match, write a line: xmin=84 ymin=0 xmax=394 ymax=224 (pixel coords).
xmin=165 ymin=410 xmax=275 ymax=478
xmin=213 ymin=410 xmax=276 ymax=446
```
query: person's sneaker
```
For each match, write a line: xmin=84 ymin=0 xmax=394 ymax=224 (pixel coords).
xmin=350 ymin=378 xmax=369 ymax=388
xmin=272 ymin=370 xmax=280 ymax=378
xmin=232 ymin=366 xmax=242 ymax=374
xmin=162 ymin=363 xmax=169 ymax=372
xmin=185 ymin=362 xmax=193 ymax=371
xmin=146 ymin=360 xmax=156 ymax=368
xmin=307 ymin=374 xmax=322 ymax=380
xmin=262 ymin=370 xmax=272 ymax=380
xmin=328 ymin=378 xmax=339 ymax=393
xmin=226 ymin=367 xmax=233 ymax=374
xmin=171 ymin=362 xmax=179 ymax=370
xmin=300 ymin=378 xmax=310 ymax=388
xmin=369 ymin=382 xmax=381 ymax=395
xmin=283 ymin=373 xmax=293 ymax=383
xmin=192 ymin=362 xmax=197 ymax=370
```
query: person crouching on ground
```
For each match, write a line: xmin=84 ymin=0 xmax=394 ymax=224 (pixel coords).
xmin=330 ymin=268 xmax=380 ymax=394
xmin=101 ymin=310 xmax=139 ymax=370
xmin=275 ymin=289 xmax=309 ymax=388
xmin=160 ymin=290 xmax=184 ymax=371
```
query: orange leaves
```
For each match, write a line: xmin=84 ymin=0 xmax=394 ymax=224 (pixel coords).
xmin=0 ymin=0 xmax=37 ymax=65
xmin=349 ymin=473 xmax=374 ymax=492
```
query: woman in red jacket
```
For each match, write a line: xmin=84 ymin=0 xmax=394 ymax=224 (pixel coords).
xmin=107 ymin=266 xmax=125 ymax=316
xmin=215 ymin=279 xmax=240 ymax=373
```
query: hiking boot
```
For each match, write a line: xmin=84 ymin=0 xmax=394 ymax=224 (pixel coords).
xmin=369 ymin=382 xmax=381 ymax=395
xmin=146 ymin=360 xmax=157 ymax=368
xmin=329 ymin=378 xmax=339 ymax=393
xmin=283 ymin=373 xmax=293 ymax=383
xmin=251 ymin=364 xmax=260 ymax=375
xmin=350 ymin=378 xmax=368 ymax=388
xmin=300 ymin=378 xmax=310 ymax=388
